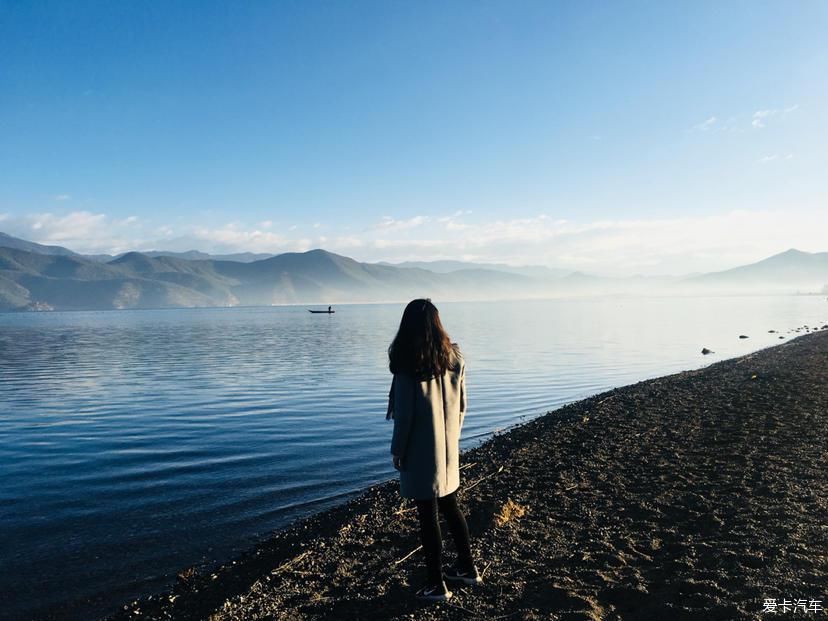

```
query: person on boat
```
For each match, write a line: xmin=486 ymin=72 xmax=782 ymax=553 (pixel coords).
xmin=328 ymin=305 xmax=332 ymax=313
xmin=386 ymin=298 xmax=481 ymax=601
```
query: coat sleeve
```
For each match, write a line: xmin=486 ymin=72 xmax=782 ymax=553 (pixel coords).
xmin=385 ymin=376 xmax=395 ymax=420
xmin=390 ymin=373 xmax=415 ymax=458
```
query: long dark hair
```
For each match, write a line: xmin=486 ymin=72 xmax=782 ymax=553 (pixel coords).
xmin=388 ymin=298 xmax=454 ymax=379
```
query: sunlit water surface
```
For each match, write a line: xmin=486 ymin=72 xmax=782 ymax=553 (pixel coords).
xmin=1 ymin=296 xmax=825 ymax=619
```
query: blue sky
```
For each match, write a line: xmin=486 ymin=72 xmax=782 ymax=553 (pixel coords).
xmin=1 ymin=1 xmax=826 ymax=275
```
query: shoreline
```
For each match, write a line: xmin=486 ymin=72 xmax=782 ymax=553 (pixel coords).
xmin=95 ymin=330 xmax=828 ymax=620
xmin=4 ymin=291 xmax=825 ymax=316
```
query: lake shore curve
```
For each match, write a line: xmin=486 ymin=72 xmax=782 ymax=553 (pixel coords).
xmin=104 ymin=330 xmax=828 ymax=621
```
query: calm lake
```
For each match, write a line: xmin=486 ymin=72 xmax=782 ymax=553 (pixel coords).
xmin=1 ymin=296 xmax=826 ymax=620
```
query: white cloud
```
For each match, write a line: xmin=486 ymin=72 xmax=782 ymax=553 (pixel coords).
xmin=1 ymin=210 xmax=143 ymax=254
xmin=28 ymin=211 xmax=107 ymax=238
xmin=435 ymin=210 xmax=474 ymax=230
xmin=694 ymin=105 xmax=797 ymax=133
xmin=3 ymin=204 xmax=826 ymax=276
xmin=374 ymin=215 xmax=429 ymax=231
xmin=342 ymin=208 xmax=828 ymax=276
xmin=752 ymin=109 xmax=776 ymax=129
xmin=758 ymin=153 xmax=794 ymax=163
xmin=690 ymin=115 xmax=748 ymax=134
xmin=373 ymin=238 xmax=445 ymax=250
xmin=694 ymin=116 xmax=717 ymax=131
xmin=190 ymin=222 xmax=307 ymax=252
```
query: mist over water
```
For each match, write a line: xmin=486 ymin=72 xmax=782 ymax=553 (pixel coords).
xmin=1 ymin=296 xmax=826 ymax=620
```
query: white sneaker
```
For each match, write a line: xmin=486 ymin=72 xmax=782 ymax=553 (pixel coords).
xmin=443 ymin=564 xmax=483 ymax=585
xmin=415 ymin=580 xmax=453 ymax=601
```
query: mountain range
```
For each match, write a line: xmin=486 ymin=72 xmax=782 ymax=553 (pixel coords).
xmin=683 ymin=249 xmax=828 ymax=289
xmin=0 ymin=232 xmax=826 ymax=311
xmin=377 ymin=260 xmax=571 ymax=280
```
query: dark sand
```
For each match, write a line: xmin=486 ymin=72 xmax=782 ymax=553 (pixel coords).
xmin=109 ymin=331 xmax=828 ymax=620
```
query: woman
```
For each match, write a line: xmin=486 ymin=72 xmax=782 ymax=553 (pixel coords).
xmin=386 ymin=298 xmax=482 ymax=601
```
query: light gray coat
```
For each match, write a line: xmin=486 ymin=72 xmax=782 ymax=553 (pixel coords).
xmin=388 ymin=345 xmax=466 ymax=499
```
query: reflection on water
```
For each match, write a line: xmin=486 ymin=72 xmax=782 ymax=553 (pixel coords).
xmin=0 ymin=297 xmax=825 ymax=619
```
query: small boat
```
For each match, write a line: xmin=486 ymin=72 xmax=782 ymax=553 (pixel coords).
xmin=308 ymin=309 xmax=335 ymax=314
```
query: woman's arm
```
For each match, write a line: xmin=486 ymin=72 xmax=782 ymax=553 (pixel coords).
xmin=385 ymin=376 xmax=395 ymax=420
xmin=390 ymin=373 xmax=415 ymax=463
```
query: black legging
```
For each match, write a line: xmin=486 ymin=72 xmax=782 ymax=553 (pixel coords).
xmin=414 ymin=490 xmax=474 ymax=584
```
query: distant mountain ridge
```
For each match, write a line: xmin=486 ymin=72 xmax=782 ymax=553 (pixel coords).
xmin=88 ymin=249 xmax=276 ymax=263
xmin=0 ymin=232 xmax=81 ymax=257
xmin=0 ymin=233 xmax=275 ymax=263
xmin=1 ymin=231 xmax=826 ymax=311
xmin=0 ymin=237 xmax=536 ymax=311
xmin=378 ymin=259 xmax=571 ymax=279
xmin=684 ymin=248 xmax=828 ymax=287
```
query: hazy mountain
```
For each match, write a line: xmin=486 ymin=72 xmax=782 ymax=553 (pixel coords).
xmin=156 ymin=250 xmax=275 ymax=262
xmin=2 ymin=232 xmax=827 ymax=311
xmin=204 ymin=250 xmax=535 ymax=306
xmin=82 ymin=253 xmax=121 ymax=262
xmin=379 ymin=259 xmax=571 ymax=279
xmin=0 ymin=246 xmax=222 ymax=311
xmin=0 ymin=232 xmax=80 ymax=257
xmin=108 ymin=252 xmax=240 ymax=305
xmin=681 ymin=249 xmax=828 ymax=291
xmin=0 ymin=272 xmax=31 ymax=309
xmin=0 ymin=245 xmax=535 ymax=311
xmin=84 ymin=249 xmax=276 ymax=263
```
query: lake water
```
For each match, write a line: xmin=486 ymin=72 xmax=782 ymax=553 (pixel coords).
xmin=1 ymin=296 xmax=826 ymax=620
